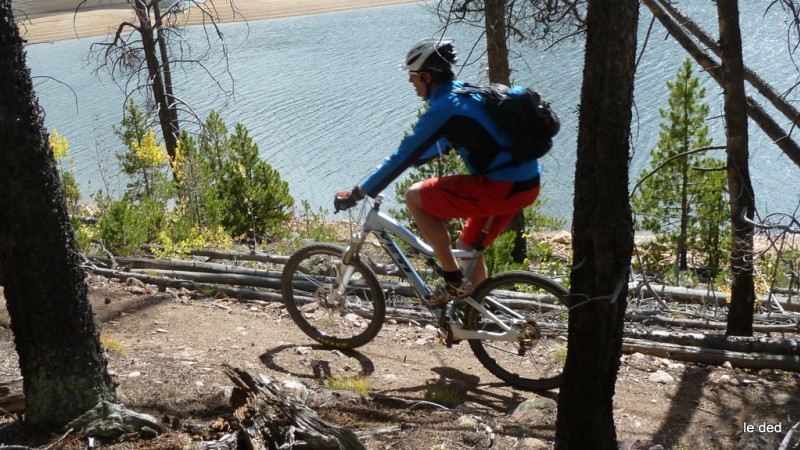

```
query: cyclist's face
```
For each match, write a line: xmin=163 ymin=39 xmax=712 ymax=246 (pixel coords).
xmin=408 ymin=71 xmax=429 ymax=98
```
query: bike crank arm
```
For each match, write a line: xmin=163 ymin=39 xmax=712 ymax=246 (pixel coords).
xmin=448 ymin=296 xmax=525 ymax=342
xmin=450 ymin=326 xmax=522 ymax=342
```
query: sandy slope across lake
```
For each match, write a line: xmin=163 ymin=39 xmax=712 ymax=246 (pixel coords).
xmin=13 ymin=0 xmax=421 ymax=45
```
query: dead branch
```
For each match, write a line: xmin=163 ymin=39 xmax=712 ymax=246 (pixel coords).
xmin=642 ymin=0 xmax=800 ymax=168
xmin=661 ymin=0 xmax=800 ymax=128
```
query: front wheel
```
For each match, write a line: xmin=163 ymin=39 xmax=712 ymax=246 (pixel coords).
xmin=466 ymin=271 xmax=570 ymax=391
xmin=281 ymin=243 xmax=386 ymax=349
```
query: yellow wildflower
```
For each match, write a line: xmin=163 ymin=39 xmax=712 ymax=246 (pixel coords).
xmin=49 ymin=130 xmax=69 ymax=160
xmin=131 ymin=130 xmax=168 ymax=166
xmin=171 ymin=139 xmax=186 ymax=186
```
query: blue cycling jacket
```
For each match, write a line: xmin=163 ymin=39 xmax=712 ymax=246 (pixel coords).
xmin=358 ymin=79 xmax=541 ymax=198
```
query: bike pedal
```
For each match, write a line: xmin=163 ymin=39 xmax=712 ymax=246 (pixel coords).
xmin=435 ymin=324 xmax=460 ymax=348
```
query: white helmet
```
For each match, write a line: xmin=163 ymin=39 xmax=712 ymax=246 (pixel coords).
xmin=400 ymin=37 xmax=457 ymax=72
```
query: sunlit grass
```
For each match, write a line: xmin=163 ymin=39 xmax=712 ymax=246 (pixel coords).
xmin=319 ymin=314 xmax=339 ymax=328
xmin=323 ymin=374 xmax=370 ymax=396
xmin=100 ymin=333 xmax=128 ymax=357
xmin=554 ymin=347 xmax=568 ymax=364
xmin=424 ymin=383 xmax=464 ymax=409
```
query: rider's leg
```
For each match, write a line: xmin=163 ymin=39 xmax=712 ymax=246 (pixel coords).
xmin=405 ymin=183 xmax=460 ymax=273
xmin=457 ymin=239 xmax=487 ymax=286
xmin=407 ymin=175 xmax=539 ymax=304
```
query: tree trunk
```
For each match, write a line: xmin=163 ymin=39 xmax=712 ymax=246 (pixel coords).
xmin=554 ymin=0 xmax=638 ymax=448
xmin=717 ymin=0 xmax=756 ymax=336
xmin=484 ymin=0 xmax=510 ymax=85
xmin=484 ymin=0 xmax=527 ymax=263
xmin=134 ymin=0 xmax=179 ymax=171
xmin=0 ymin=0 xmax=116 ymax=427
xmin=153 ymin=1 xmax=180 ymax=154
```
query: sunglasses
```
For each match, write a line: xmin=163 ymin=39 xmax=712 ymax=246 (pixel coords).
xmin=408 ymin=71 xmax=428 ymax=81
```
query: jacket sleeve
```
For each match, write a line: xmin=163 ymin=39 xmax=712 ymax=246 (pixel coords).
xmin=358 ymin=105 xmax=454 ymax=197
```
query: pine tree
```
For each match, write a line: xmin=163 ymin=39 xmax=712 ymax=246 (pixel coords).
xmin=174 ymin=129 xmax=224 ymax=229
xmin=632 ymin=58 xmax=729 ymax=281
xmin=217 ymin=123 xmax=294 ymax=246
xmin=199 ymin=109 xmax=230 ymax=173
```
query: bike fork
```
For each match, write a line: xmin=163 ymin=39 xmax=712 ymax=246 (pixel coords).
xmin=334 ymin=230 xmax=369 ymax=298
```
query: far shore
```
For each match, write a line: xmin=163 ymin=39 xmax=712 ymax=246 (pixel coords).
xmin=13 ymin=0 xmax=422 ymax=45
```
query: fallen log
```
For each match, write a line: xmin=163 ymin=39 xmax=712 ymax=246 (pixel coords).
xmin=624 ymin=329 xmax=800 ymax=356
xmin=0 ymin=377 xmax=24 ymax=413
xmin=154 ymin=247 xmax=291 ymax=265
xmin=632 ymin=283 xmax=800 ymax=313
xmin=90 ymin=255 xmax=276 ymax=277
xmin=223 ymin=364 xmax=366 ymax=450
xmin=127 ymin=269 xmax=281 ymax=289
xmin=87 ymin=267 xmax=283 ymax=303
xmin=626 ymin=313 xmax=799 ymax=333
xmin=622 ymin=338 xmax=800 ymax=372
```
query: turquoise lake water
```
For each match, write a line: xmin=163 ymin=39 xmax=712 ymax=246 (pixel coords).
xmin=23 ymin=2 xmax=800 ymax=224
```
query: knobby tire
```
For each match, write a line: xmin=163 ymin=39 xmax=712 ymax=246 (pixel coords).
xmin=466 ymin=271 xmax=570 ymax=391
xmin=281 ymin=243 xmax=386 ymax=349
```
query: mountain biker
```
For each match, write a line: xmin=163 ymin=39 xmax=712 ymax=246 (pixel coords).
xmin=334 ymin=37 xmax=542 ymax=307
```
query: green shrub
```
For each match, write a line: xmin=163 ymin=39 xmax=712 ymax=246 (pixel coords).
xmin=95 ymin=196 xmax=165 ymax=256
xmin=485 ymin=231 xmax=528 ymax=275
xmin=295 ymin=200 xmax=338 ymax=243
xmin=217 ymin=123 xmax=294 ymax=246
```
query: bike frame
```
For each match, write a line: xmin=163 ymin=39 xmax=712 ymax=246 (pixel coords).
xmin=340 ymin=196 xmax=527 ymax=342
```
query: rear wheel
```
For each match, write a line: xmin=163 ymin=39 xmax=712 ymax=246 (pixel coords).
xmin=466 ymin=271 xmax=569 ymax=390
xmin=281 ymin=243 xmax=385 ymax=349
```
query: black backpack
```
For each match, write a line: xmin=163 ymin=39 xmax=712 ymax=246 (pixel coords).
xmin=455 ymin=83 xmax=560 ymax=164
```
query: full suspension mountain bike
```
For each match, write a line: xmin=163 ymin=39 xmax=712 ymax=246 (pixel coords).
xmin=280 ymin=195 xmax=570 ymax=390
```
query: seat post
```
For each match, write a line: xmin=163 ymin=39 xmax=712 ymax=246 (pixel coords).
xmin=471 ymin=216 xmax=495 ymax=252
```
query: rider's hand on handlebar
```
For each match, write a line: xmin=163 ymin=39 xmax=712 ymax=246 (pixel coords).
xmin=333 ymin=186 xmax=364 ymax=213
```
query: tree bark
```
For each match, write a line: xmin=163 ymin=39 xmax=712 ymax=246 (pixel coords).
xmin=554 ymin=0 xmax=638 ymax=448
xmin=153 ymin=1 xmax=180 ymax=155
xmin=717 ymin=0 xmax=757 ymax=336
xmin=484 ymin=0 xmax=510 ymax=86
xmin=0 ymin=0 xmax=116 ymax=427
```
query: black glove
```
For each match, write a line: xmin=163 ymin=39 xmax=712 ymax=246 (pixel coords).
xmin=333 ymin=186 xmax=364 ymax=212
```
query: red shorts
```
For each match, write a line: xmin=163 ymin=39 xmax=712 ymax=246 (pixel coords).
xmin=419 ymin=175 xmax=540 ymax=249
